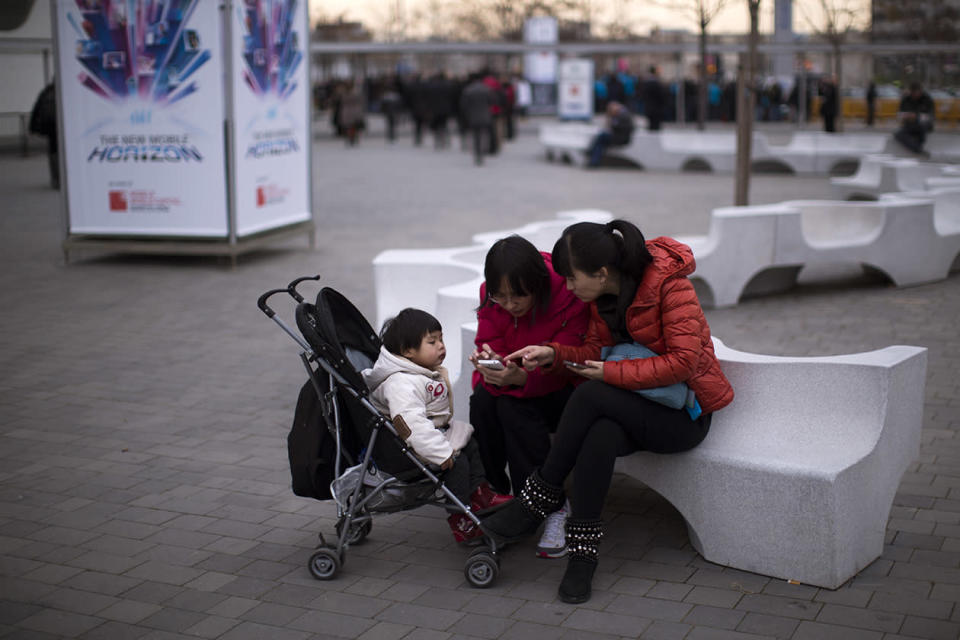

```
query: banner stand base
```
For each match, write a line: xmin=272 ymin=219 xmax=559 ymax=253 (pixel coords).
xmin=62 ymin=220 xmax=315 ymax=269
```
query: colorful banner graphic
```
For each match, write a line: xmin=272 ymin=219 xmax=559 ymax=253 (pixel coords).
xmin=57 ymin=0 xmax=228 ymax=236
xmin=230 ymin=0 xmax=311 ymax=237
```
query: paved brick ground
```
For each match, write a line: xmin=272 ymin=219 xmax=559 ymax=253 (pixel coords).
xmin=1 ymin=121 xmax=958 ymax=640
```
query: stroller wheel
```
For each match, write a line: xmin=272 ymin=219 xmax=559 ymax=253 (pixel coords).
xmin=464 ymin=549 xmax=499 ymax=588
xmin=308 ymin=547 xmax=341 ymax=580
xmin=336 ymin=517 xmax=372 ymax=545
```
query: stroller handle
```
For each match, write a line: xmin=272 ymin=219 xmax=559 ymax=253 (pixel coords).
xmin=257 ymin=288 xmax=289 ymax=318
xmin=286 ymin=274 xmax=321 ymax=302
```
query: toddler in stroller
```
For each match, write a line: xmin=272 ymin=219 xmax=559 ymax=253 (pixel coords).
xmin=363 ymin=308 xmax=513 ymax=544
xmin=258 ymin=278 xmax=510 ymax=587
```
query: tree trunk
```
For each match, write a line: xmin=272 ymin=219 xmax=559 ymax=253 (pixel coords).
xmin=734 ymin=1 xmax=760 ymax=206
xmin=698 ymin=25 xmax=707 ymax=131
xmin=834 ymin=43 xmax=844 ymax=132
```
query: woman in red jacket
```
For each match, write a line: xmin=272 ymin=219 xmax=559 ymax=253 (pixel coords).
xmin=469 ymin=236 xmax=590 ymax=558
xmin=481 ymin=219 xmax=733 ymax=604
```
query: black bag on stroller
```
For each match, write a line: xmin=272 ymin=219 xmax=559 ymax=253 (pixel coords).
xmin=258 ymin=278 xmax=502 ymax=588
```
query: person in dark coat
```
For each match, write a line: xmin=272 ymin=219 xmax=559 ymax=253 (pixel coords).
xmin=894 ymin=82 xmax=935 ymax=155
xmin=641 ymin=67 xmax=665 ymax=131
xmin=819 ymin=75 xmax=838 ymax=133
xmin=866 ymin=81 xmax=877 ymax=127
xmin=587 ymin=102 xmax=634 ymax=168
xmin=460 ymin=75 xmax=496 ymax=166
xmin=29 ymin=81 xmax=59 ymax=189
xmin=426 ymin=73 xmax=455 ymax=149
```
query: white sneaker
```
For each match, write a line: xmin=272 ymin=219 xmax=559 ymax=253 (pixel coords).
xmin=536 ymin=500 xmax=569 ymax=559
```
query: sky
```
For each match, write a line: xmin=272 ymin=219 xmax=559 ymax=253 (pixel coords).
xmin=309 ymin=0 xmax=873 ymax=39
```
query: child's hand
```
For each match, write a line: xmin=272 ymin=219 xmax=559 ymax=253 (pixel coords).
xmin=440 ymin=456 xmax=454 ymax=470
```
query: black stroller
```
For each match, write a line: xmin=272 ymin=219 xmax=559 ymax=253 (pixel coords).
xmin=257 ymin=276 xmax=502 ymax=587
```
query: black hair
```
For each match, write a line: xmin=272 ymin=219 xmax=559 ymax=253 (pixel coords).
xmin=380 ymin=308 xmax=442 ymax=356
xmin=551 ymin=219 xmax=653 ymax=282
xmin=481 ymin=235 xmax=551 ymax=314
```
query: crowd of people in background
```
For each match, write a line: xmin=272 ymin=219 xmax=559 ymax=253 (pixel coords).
xmin=308 ymin=66 xmax=943 ymax=161
xmin=314 ymin=71 xmax=527 ymax=163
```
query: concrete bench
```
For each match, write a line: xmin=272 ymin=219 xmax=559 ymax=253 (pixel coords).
xmin=678 ymin=197 xmax=956 ymax=308
xmin=539 ymin=125 xmax=929 ymax=175
xmin=372 ymin=210 xmax=612 ymax=377
xmin=924 ymin=133 xmax=960 ymax=163
xmin=452 ymin=323 xmax=927 ymax=589
xmin=757 ymin=131 xmax=896 ymax=175
xmin=831 ymin=155 xmax=953 ymax=200
xmin=879 ymin=186 xmax=960 ymax=274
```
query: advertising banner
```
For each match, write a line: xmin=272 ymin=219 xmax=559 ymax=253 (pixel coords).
xmin=230 ymin=0 xmax=310 ymax=237
xmin=523 ymin=16 xmax=558 ymax=115
xmin=56 ymin=0 xmax=228 ymax=236
xmin=558 ymin=59 xmax=594 ymax=120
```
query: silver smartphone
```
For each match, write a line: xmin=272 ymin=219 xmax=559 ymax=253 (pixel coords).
xmin=477 ymin=359 xmax=505 ymax=370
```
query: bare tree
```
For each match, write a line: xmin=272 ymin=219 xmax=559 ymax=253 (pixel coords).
xmin=734 ymin=0 xmax=760 ymax=206
xmin=650 ymin=0 xmax=728 ymax=130
xmin=799 ymin=0 xmax=864 ymax=133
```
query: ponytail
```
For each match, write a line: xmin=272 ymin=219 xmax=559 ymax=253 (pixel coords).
xmin=552 ymin=219 xmax=652 ymax=281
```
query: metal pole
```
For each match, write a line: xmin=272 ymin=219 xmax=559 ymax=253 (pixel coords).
xmin=50 ymin=0 xmax=71 ymax=263
xmin=221 ymin=0 xmax=238 ymax=260
xmin=303 ymin=0 xmax=316 ymax=250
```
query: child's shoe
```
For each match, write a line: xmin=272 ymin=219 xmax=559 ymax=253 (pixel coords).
xmin=447 ymin=513 xmax=485 ymax=545
xmin=470 ymin=482 xmax=513 ymax=514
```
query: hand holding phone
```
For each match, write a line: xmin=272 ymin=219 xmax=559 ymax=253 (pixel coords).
xmin=477 ymin=359 xmax=505 ymax=370
xmin=564 ymin=360 xmax=588 ymax=370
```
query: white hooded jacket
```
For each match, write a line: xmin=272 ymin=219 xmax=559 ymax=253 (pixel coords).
xmin=361 ymin=346 xmax=474 ymax=466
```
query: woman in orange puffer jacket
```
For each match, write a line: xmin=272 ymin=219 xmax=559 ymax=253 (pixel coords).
xmin=481 ymin=219 xmax=733 ymax=604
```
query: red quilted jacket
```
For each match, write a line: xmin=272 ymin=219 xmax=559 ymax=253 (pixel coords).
xmin=546 ymin=237 xmax=734 ymax=413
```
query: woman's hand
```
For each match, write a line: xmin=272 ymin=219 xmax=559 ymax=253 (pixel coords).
xmin=566 ymin=360 xmax=604 ymax=380
xmin=469 ymin=343 xmax=499 ymax=366
xmin=477 ymin=360 xmax=528 ymax=387
xmin=505 ymin=345 xmax=555 ymax=371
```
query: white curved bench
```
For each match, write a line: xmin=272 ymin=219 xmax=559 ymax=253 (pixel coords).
xmin=453 ymin=324 xmax=927 ymax=589
xmin=831 ymin=155 xmax=953 ymax=200
xmin=680 ymin=198 xmax=956 ymax=308
xmin=615 ymin=339 xmax=927 ymax=589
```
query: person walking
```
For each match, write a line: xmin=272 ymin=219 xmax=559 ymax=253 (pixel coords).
xmin=641 ymin=67 xmax=665 ymax=131
xmin=819 ymin=76 xmax=838 ymax=133
xmin=460 ymin=74 xmax=496 ymax=166
xmin=866 ymin=81 xmax=877 ymax=127
xmin=29 ymin=81 xmax=59 ymax=189
xmin=481 ymin=219 xmax=734 ymax=603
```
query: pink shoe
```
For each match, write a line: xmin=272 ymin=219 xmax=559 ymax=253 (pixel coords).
xmin=470 ymin=482 xmax=514 ymax=514
xmin=447 ymin=513 xmax=484 ymax=545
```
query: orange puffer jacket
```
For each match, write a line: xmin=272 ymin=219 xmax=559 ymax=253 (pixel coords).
xmin=546 ymin=236 xmax=734 ymax=413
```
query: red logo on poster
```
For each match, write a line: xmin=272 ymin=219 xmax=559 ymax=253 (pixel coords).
xmin=256 ymin=186 xmax=266 ymax=207
xmin=109 ymin=190 xmax=128 ymax=211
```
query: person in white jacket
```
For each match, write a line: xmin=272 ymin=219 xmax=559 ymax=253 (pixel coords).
xmin=362 ymin=308 xmax=512 ymax=544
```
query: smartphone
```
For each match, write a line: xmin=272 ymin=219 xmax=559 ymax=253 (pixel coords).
xmin=477 ymin=359 xmax=505 ymax=370
xmin=564 ymin=360 xmax=588 ymax=370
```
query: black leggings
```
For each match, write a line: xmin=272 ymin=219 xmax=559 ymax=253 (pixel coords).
xmin=540 ymin=380 xmax=712 ymax=520
xmin=470 ymin=384 xmax=572 ymax=495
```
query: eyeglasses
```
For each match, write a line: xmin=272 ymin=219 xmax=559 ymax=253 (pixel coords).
xmin=488 ymin=291 xmax=532 ymax=305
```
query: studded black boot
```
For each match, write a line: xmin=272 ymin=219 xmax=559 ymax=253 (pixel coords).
xmin=558 ymin=519 xmax=603 ymax=604
xmin=480 ymin=470 xmax=564 ymax=544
